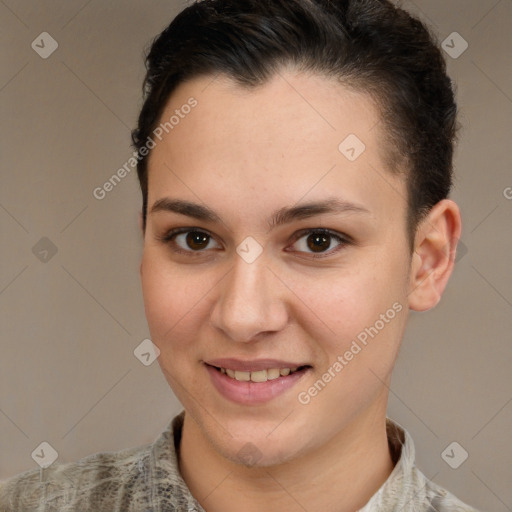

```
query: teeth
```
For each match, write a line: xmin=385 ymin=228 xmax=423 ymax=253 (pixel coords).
xmin=267 ymin=368 xmax=281 ymax=380
xmin=219 ymin=366 xmax=304 ymax=382
xmin=250 ymin=369 xmax=268 ymax=382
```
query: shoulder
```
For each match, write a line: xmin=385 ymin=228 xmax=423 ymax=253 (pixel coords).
xmin=0 ymin=444 xmax=153 ymax=511
xmin=362 ymin=418 xmax=482 ymax=512
xmin=417 ymin=470 xmax=482 ymax=512
xmin=0 ymin=438 xmax=154 ymax=512
xmin=0 ymin=413 xmax=197 ymax=512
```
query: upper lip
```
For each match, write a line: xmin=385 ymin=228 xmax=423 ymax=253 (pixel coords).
xmin=205 ymin=358 xmax=310 ymax=372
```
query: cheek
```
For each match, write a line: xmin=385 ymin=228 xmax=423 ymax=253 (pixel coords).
xmin=287 ymin=250 xmax=409 ymax=378
xmin=140 ymin=251 xmax=207 ymax=346
xmin=294 ymin=263 xmax=406 ymax=336
xmin=292 ymin=268 xmax=407 ymax=416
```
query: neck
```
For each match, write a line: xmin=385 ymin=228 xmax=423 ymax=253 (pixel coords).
xmin=178 ymin=402 xmax=395 ymax=512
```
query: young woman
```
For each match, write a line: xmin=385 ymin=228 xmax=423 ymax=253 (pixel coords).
xmin=0 ymin=0 xmax=480 ymax=510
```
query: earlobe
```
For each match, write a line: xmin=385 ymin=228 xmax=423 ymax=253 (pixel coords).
xmin=408 ymin=199 xmax=462 ymax=312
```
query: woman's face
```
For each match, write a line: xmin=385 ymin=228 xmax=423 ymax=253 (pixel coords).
xmin=140 ymin=71 xmax=412 ymax=466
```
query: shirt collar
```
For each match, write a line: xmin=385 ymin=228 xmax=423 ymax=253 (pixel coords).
xmin=148 ymin=412 xmax=420 ymax=512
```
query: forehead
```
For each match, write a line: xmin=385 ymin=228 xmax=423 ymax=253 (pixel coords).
xmin=156 ymin=71 xmax=379 ymax=160
xmin=146 ymin=71 xmax=406 ymax=226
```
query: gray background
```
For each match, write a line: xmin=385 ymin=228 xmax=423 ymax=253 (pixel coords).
xmin=0 ymin=1 xmax=511 ymax=510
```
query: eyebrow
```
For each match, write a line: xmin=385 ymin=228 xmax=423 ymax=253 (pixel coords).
xmin=149 ymin=197 xmax=371 ymax=230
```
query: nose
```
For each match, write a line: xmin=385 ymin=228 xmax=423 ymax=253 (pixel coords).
xmin=209 ymin=253 xmax=289 ymax=343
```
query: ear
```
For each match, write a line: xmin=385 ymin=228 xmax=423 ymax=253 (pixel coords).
xmin=408 ymin=199 xmax=462 ymax=311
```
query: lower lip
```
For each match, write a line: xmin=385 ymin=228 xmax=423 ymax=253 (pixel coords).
xmin=205 ymin=364 xmax=310 ymax=405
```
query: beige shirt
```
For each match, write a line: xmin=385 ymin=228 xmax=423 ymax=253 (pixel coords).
xmin=0 ymin=412 xmax=480 ymax=511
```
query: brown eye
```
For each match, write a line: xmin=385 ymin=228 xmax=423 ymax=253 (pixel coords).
xmin=159 ymin=228 xmax=221 ymax=255
xmin=290 ymin=229 xmax=349 ymax=257
xmin=306 ymin=232 xmax=332 ymax=253
xmin=185 ymin=231 xmax=210 ymax=250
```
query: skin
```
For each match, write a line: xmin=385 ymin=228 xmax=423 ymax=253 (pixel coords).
xmin=139 ymin=70 xmax=461 ymax=512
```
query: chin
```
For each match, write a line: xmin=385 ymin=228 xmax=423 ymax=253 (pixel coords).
xmin=209 ymin=419 xmax=314 ymax=469
xmin=226 ymin=440 xmax=302 ymax=468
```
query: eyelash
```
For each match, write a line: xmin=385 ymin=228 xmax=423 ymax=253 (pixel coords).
xmin=157 ymin=227 xmax=352 ymax=259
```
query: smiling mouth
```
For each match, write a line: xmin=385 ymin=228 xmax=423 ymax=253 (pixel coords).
xmin=208 ymin=364 xmax=311 ymax=383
